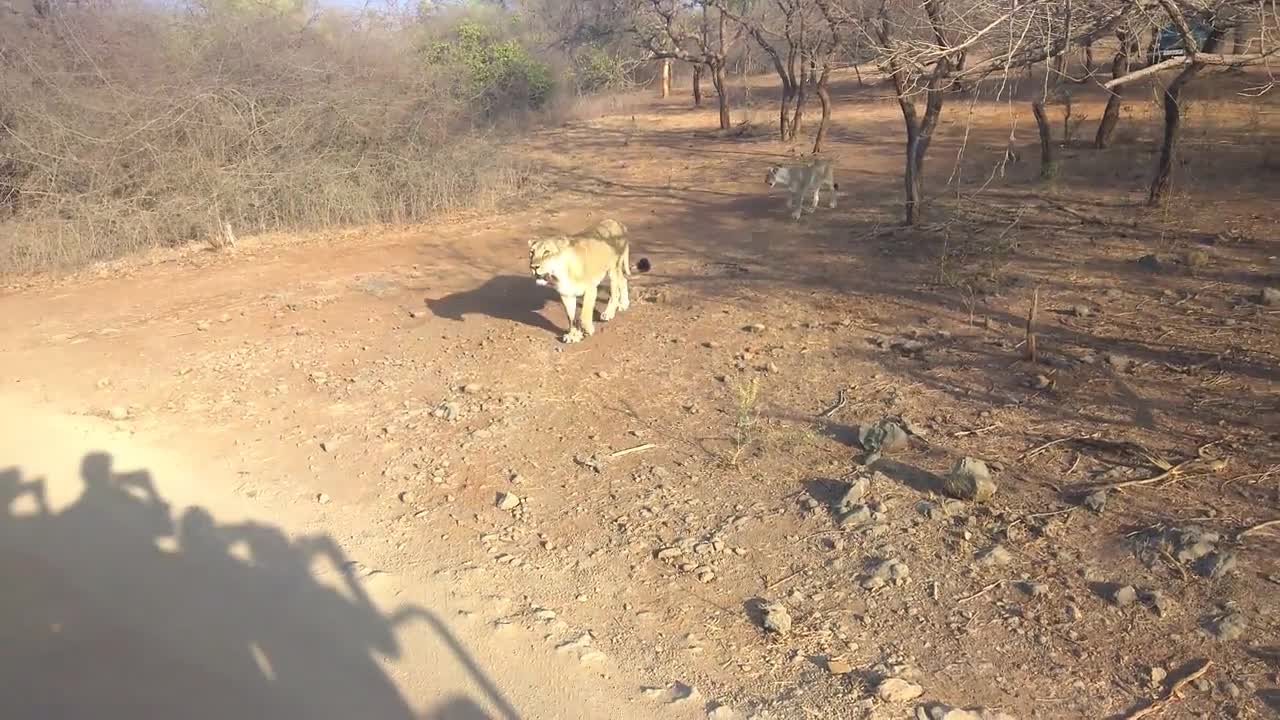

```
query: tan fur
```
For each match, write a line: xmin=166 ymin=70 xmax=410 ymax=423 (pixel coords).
xmin=528 ymin=218 xmax=647 ymax=343
xmin=766 ymin=158 xmax=839 ymax=220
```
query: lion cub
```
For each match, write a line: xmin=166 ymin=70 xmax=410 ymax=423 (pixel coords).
xmin=528 ymin=218 xmax=651 ymax=343
xmin=766 ymin=157 xmax=839 ymax=220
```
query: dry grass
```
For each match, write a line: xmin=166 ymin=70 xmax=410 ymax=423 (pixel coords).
xmin=0 ymin=5 xmax=546 ymax=273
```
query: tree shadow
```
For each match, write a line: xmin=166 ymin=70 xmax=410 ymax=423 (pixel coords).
xmin=0 ymin=451 xmax=521 ymax=720
xmin=423 ymin=274 xmax=562 ymax=336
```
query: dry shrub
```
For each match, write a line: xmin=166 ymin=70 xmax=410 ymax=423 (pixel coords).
xmin=0 ymin=3 xmax=543 ymax=273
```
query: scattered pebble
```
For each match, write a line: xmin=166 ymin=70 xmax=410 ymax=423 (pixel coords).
xmin=496 ymin=492 xmax=521 ymax=511
xmin=399 ymin=491 xmax=415 ymax=504
xmin=943 ymin=457 xmax=997 ymax=503
xmin=316 ymin=493 xmax=331 ymax=505
xmin=977 ymin=545 xmax=1012 ymax=567
xmin=1149 ymin=666 xmax=1168 ymax=686
xmin=744 ymin=323 xmax=766 ymax=333
xmin=1208 ymin=611 xmax=1247 ymax=641
xmin=1019 ymin=581 xmax=1050 ymax=598
xmin=107 ymin=407 xmax=129 ymax=421
xmin=876 ymin=677 xmax=924 ymax=703
xmin=1111 ymin=585 xmax=1138 ymax=607
xmin=761 ymin=600 xmax=792 ymax=635
xmin=1083 ymin=490 xmax=1108 ymax=514
xmin=825 ymin=656 xmax=853 ymax=675
xmin=462 ymin=383 xmax=484 ymax=394
xmin=1070 ymin=304 xmax=1092 ymax=318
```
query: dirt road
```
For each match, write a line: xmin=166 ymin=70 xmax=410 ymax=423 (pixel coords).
xmin=2 ymin=79 xmax=1278 ymax=718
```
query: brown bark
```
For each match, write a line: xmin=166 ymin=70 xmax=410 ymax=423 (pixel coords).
xmin=1095 ymin=30 xmax=1135 ymax=148
xmin=692 ymin=63 xmax=703 ymax=106
xmin=711 ymin=62 xmax=730 ymax=129
xmin=661 ymin=59 xmax=671 ymax=98
xmin=1149 ymin=29 xmax=1223 ymax=204
xmin=1032 ymin=100 xmax=1056 ymax=179
xmin=811 ymin=65 xmax=832 ymax=154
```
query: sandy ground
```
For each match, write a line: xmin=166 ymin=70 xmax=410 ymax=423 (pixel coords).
xmin=2 ymin=68 xmax=1279 ymax=719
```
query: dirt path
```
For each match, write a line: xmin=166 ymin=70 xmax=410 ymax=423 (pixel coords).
xmin=2 ymin=76 xmax=1279 ymax=719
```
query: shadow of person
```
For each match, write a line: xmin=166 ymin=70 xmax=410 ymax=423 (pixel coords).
xmin=423 ymin=275 xmax=563 ymax=335
xmin=0 ymin=451 xmax=520 ymax=720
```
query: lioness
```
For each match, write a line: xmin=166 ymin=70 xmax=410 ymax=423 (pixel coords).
xmin=528 ymin=218 xmax=651 ymax=343
xmin=766 ymin=158 xmax=839 ymax=220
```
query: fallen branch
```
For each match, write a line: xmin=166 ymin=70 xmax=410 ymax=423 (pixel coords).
xmin=1120 ymin=659 xmax=1212 ymax=720
xmin=957 ymin=579 xmax=1003 ymax=603
xmin=818 ymin=389 xmax=847 ymax=419
xmin=1239 ymin=518 xmax=1280 ymax=539
xmin=1096 ymin=442 xmax=1219 ymax=490
xmin=1025 ymin=288 xmax=1039 ymax=363
xmin=610 ymin=443 xmax=656 ymax=458
xmin=953 ymin=423 xmax=1001 ymax=438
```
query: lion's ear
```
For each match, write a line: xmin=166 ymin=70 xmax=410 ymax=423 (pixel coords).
xmin=527 ymin=238 xmax=537 ymax=248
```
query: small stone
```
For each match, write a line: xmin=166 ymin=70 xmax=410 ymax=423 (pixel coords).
xmin=1196 ymin=550 xmax=1237 ymax=578
xmin=463 ymin=383 xmax=484 ymax=394
xmin=107 ymin=407 xmax=129 ymax=421
xmin=761 ymin=600 xmax=792 ymax=635
xmin=1084 ymin=490 xmax=1108 ymax=513
xmin=1020 ymin=581 xmax=1049 ymax=598
xmin=943 ymin=457 xmax=997 ymax=503
xmin=696 ymin=567 xmax=715 ymax=583
xmin=859 ymin=419 xmax=909 ymax=457
xmin=706 ymin=704 xmax=739 ymax=720
xmin=826 ymin=656 xmax=853 ymax=675
xmin=656 ymin=546 xmax=683 ymax=560
xmin=316 ymin=493 xmax=331 ymax=505
xmin=1137 ymin=253 xmax=1170 ymax=272
xmin=745 ymin=323 xmax=766 ymax=333
xmin=1209 ymin=611 xmax=1247 ymax=641
xmin=1257 ymin=288 xmax=1280 ymax=306
xmin=196 ymin=320 xmax=211 ymax=331
xmin=433 ymin=402 xmax=460 ymax=421
xmin=1106 ymin=353 xmax=1134 ymax=372
xmin=876 ymin=677 xmax=924 ymax=703
xmin=532 ymin=608 xmax=557 ymax=621
xmin=1111 ymin=585 xmax=1138 ymax=607
xmin=1028 ymin=374 xmax=1052 ymax=390
xmin=1070 ymin=304 xmax=1092 ymax=318
xmin=1149 ymin=666 xmax=1168 ymax=685
xmin=496 ymin=492 xmax=521 ymax=511
xmin=1145 ymin=589 xmax=1175 ymax=617
xmin=977 ymin=545 xmax=1012 ymax=567
xmin=399 ymin=491 xmax=415 ymax=504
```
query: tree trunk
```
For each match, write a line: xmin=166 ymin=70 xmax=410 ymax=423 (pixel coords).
xmin=789 ymin=71 xmax=808 ymax=138
xmin=779 ymin=80 xmax=795 ymax=140
xmin=1149 ymin=30 xmax=1223 ymax=204
xmin=1095 ymin=30 xmax=1134 ymax=149
xmin=1032 ymin=100 xmax=1056 ymax=179
xmin=661 ymin=59 xmax=671 ymax=99
xmin=811 ymin=65 xmax=832 ymax=154
xmin=692 ymin=63 xmax=703 ymax=107
xmin=1232 ymin=21 xmax=1249 ymax=53
xmin=711 ymin=63 xmax=730 ymax=130
xmin=1081 ymin=39 xmax=1096 ymax=80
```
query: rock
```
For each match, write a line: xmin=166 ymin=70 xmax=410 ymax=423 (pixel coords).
xmin=1019 ymin=581 xmax=1050 ymax=598
xmin=1083 ymin=490 xmax=1107 ymax=514
xmin=432 ymin=402 xmax=460 ymax=421
xmin=532 ymin=608 xmax=557 ymax=621
xmin=1149 ymin=666 xmax=1168 ymax=686
xmin=760 ymin=600 xmax=792 ymax=635
xmin=977 ymin=545 xmax=1012 ymax=567
xmin=107 ymin=407 xmax=129 ymax=421
xmin=706 ymin=704 xmax=740 ymax=720
xmin=1209 ymin=611 xmax=1247 ymax=642
xmin=876 ymin=677 xmax=924 ymax=703
xmin=1028 ymin=374 xmax=1052 ymax=390
xmin=399 ymin=491 xmax=416 ymax=504
xmin=863 ymin=559 xmax=910 ymax=588
xmin=838 ymin=476 xmax=870 ymax=510
xmin=316 ymin=493 xmax=331 ymax=505
xmin=1196 ymin=550 xmax=1237 ymax=578
xmin=859 ymin=419 xmax=909 ymax=458
xmin=1070 ymin=304 xmax=1092 ymax=318
xmin=695 ymin=567 xmax=716 ymax=583
xmin=656 ymin=546 xmax=683 ymax=561
xmin=745 ymin=323 xmax=766 ymax=333
xmin=943 ymin=457 xmax=997 ymax=503
xmin=841 ymin=504 xmax=874 ymax=527
xmin=496 ymin=492 xmax=521 ymax=511
xmin=462 ymin=383 xmax=484 ymax=394
xmin=826 ymin=656 xmax=853 ymax=675
xmin=1258 ymin=288 xmax=1280 ymax=306
xmin=1111 ymin=585 xmax=1138 ymax=607
xmin=917 ymin=705 xmax=1018 ymax=720
xmin=1105 ymin=353 xmax=1134 ymax=372
xmin=1137 ymin=253 xmax=1172 ymax=273
xmin=1144 ymin=589 xmax=1175 ymax=617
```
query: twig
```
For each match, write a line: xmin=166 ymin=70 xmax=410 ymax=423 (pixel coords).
xmin=1095 ymin=442 xmax=1219 ymax=490
xmin=1025 ymin=287 xmax=1039 ymax=363
xmin=1120 ymin=659 xmax=1212 ymax=720
xmin=957 ymin=580 xmax=1003 ymax=603
xmin=818 ymin=389 xmax=847 ymax=419
xmin=1239 ymin=518 xmax=1280 ymax=539
xmin=765 ymin=568 xmax=804 ymax=591
xmin=1026 ymin=507 xmax=1074 ymax=520
xmin=1020 ymin=433 xmax=1096 ymax=461
xmin=610 ymin=443 xmax=656 ymax=458
xmin=953 ymin=423 xmax=1001 ymax=437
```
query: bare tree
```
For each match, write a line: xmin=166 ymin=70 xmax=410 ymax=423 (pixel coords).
xmin=1094 ymin=25 xmax=1139 ymax=148
xmin=715 ymin=0 xmax=811 ymax=140
xmin=630 ymin=0 xmax=738 ymax=128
